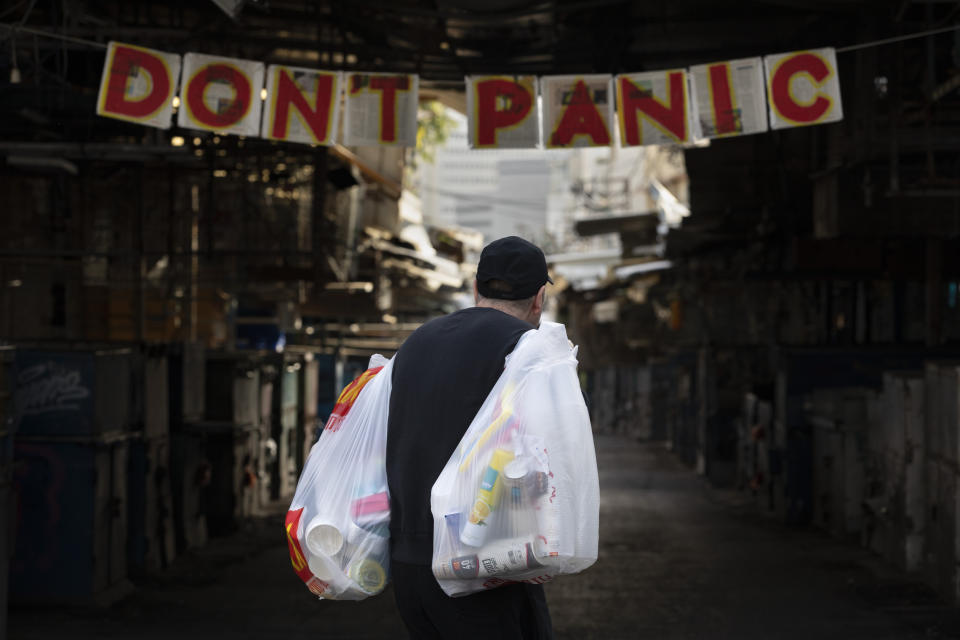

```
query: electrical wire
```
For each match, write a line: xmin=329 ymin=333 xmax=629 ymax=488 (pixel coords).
xmin=0 ymin=21 xmax=107 ymax=49
xmin=2 ymin=20 xmax=959 ymax=65
xmin=836 ymin=23 xmax=960 ymax=53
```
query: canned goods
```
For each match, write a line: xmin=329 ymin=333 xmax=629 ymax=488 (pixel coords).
xmin=433 ymin=537 xmax=542 ymax=580
xmin=349 ymin=556 xmax=387 ymax=594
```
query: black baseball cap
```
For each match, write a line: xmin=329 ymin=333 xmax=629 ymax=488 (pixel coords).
xmin=476 ymin=236 xmax=553 ymax=300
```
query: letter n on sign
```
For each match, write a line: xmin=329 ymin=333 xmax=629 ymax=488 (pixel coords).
xmin=616 ymin=70 xmax=693 ymax=146
xmin=178 ymin=52 xmax=264 ymax=136
xmin=763 ymin=48 xmax=843 ymax=130
xmin=260 ymin=66 xmax=341 ymax=146
xmin=96 ymin=42 xmax=181 ymax=129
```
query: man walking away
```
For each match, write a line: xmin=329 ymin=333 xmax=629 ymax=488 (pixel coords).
xmin=387 ymin=236 xmax=554 ymax=639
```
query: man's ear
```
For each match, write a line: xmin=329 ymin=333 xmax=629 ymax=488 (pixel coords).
xmin=532 ymin=285 xmax=546 ymax=315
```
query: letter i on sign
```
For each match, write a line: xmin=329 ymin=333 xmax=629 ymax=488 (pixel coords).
xmin=706 ymin=63 xmax=738 ymax=136
xmin=689 ymin=57 xmax=768 ymax=139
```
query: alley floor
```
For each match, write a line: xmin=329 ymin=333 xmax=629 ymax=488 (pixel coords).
xmin=10 ymin=434 xmax=960 ymax=639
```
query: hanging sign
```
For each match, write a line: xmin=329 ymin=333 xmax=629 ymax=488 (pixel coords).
xmin=541 ymin=75 xmax=614 ymax=149
xmin=261 ymin=66 xmax=341 ymax=145
xmin=94 ymin=43 xmax=845 ymax=148
xmin=466 ymin=75 xmax=539 ymax=149
xmin=342 ymin=72 xmax=419 ymax=147
xmin=97 ymin=42 xmax=181 ymax=130
xmin=689 ymin=57 xmax=768 ymax=139
xmin=616 ymin=69 xmax=694 ymax=146
xmin=178 ymin=52 xmax=264 ymax=135
xmin=764 ymin=47 xmax=843 ymax=130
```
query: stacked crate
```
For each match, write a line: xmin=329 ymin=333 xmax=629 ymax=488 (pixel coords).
xmin=168 ymin=342 xmax=207 ymax=552
xmin=260 ymin=354 xmax=304 ymax=503
xmin=300 ymin=356 xmax=320 ymax=468
xmin=741 ymin=393 xmax=776 ymax=511
xmin=10 ymin=347 xmax=133 ymax=604
xmin=0 ymin=347 xmax=14 ymax=638
xmin=127 ymin=349 xmax=177 ymax=575
xmin=806 ymin=387 xmax=874 ymax=539
xmin=922 ymin=362 xmax=960 ymax=604
xmin=863 ymin=372 xmax=925 ymax=572
xmin=200 ymin=352 xmax=260 ymax=537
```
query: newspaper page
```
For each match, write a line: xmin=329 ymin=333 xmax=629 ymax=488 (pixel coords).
xmin=689 ymin=57 xmax=768 ymax=139
xmin=178 ymin=53 xmax=264 ymax=136
xmin=261 ymin=66 xmax=341 ymax=145
xmin=615 ymin=69 xmax=695 ymax=146
xmin=342 ymin=72 xmax=419 ymax=147
xmin=763 ymin=48 xmax=843 ymax=130
xmin=97 ymin=42 xmax=181 ymax=130
xmin=466 ymin=75 xmax=540 ymax=149
xmin=540 ymin=75 xmax=614 ymax=149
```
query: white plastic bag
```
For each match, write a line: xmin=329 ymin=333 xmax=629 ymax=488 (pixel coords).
xmin=430 ymin=321 xmax=599 ymax=597
xmin=285 ymin=354 xmax=393 ymax=600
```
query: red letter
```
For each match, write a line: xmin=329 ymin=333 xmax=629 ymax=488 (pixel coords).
xmin=101 ymin=45 xmax=171 ymax=120
xmin=618 ymin=72 xmax=687 ymax=145
xmin=352 ymin=75 xmax=411 ymax=143
xmin=185 ymin=63 xmax=252 ymax=129
xmin=474 ymin=78 xmax=532 ymax=147
xmin=707 ymin=63 xmax=738 ymax=135
xmin=549 ymin=80 xmax=610 ymax=147
xmin=770 ymin=53 xmax=832 ymax=124
xmin=270 ymin=70 xmax=335 ymax=143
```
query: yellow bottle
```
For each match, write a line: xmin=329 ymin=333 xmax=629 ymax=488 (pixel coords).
xmin=460 ymin=448 xmax=515 ymax=547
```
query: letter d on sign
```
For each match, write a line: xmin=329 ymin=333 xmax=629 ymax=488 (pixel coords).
xmin=97 ymin=42 xmax=181 ymax=129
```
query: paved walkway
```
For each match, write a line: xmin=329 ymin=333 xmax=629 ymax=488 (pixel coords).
xmin=9 ymin=435 xmax=960 ymax=639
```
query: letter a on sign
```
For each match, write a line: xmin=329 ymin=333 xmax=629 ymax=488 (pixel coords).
xmin=541 ymin=75 xmax=614 ymax=149
xmin=178 ymin=52 xmax=264 ymax=136
xmin=616 ymin=70 xmax=693 ymax=146
xmin=343 ymin=72 xmax=418 ymax=147
xmin=466 ymin=75 xmax=539 ymax=149
xmin=261 ymin=66 xmax=341 ymax=146
xmin=688 ymin=57 xmax=768 ymax=139
xmin=97 ymin=42 xmax=181 ymax=129
xmin=763 ymin=48 xmax=842 ymax=130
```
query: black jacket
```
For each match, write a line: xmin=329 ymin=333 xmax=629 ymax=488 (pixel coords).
xmin=386 ymin=306 xmax=531 ymax=564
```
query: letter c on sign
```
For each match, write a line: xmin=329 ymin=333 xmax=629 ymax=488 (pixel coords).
xmin=185 ymin=63 xmax=252 ymax=129
xmin=770 ymin=53 xmax=833 ymax=124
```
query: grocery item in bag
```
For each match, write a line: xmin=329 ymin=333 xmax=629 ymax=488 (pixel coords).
xmin=431 ymin=321 xmax=599 ymax=597
xmin=285 ymin=354 xmax=393 ymax=600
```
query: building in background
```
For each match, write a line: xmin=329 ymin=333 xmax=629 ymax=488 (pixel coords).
xmin=413 ymin=108 xmax=689 ymax=262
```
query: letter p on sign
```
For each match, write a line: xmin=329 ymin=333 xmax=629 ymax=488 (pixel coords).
xmin=764 ymin=48 xmax=843 ymax=129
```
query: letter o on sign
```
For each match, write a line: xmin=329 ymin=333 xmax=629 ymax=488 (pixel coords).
xmin=185 ymin=63 xmax=252 ymax=129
